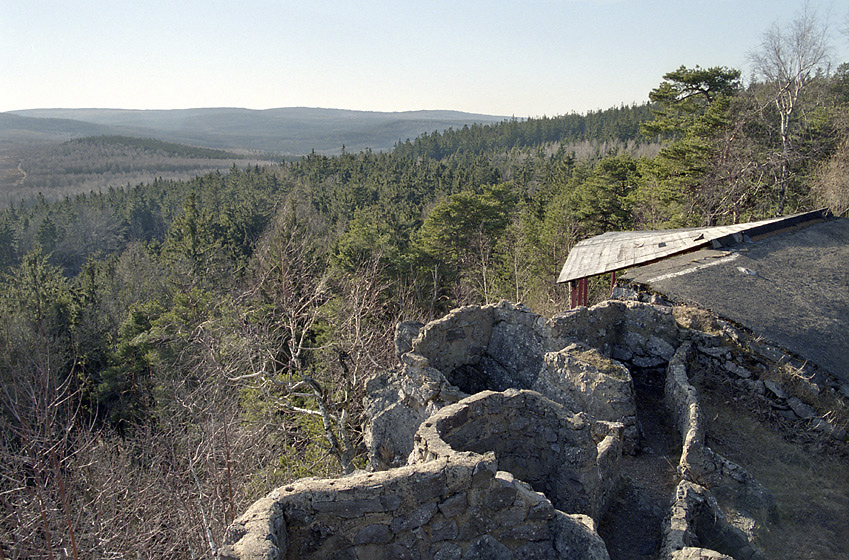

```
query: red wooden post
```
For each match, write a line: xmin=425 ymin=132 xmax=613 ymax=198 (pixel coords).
xmin=575 ymin=279 xmax=581 ymax=308
xmin=583 ymin=277 xmax=589 ymax=306
xmin=578 ymin=278 xmax=583 ymax=306
xmin=579 ymin=277 xmax=588 ymax=306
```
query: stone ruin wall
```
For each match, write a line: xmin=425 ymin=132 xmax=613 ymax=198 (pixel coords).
xmin=219 ymin=450 xmax=610 ymax=560
xmin=220 ymin=300 xmax=848 ymax=560
xmin=408 ymin=389 xmax=623 ymax=521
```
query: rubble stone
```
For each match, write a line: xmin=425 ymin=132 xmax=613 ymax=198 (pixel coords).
xmin=763 ymin=380 xmax=787 ymax=400
xmin=786 ymin=397 xmax=816 ymax=419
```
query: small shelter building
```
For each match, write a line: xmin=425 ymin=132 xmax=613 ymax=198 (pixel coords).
xmin=557 ymin=209 xmax=832 ymax=307
xmin=556 ymin=208 xmax=849 ymax=383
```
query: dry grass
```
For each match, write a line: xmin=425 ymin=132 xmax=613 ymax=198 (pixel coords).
xmin=672 ymin=306 xmax=727 ymax=335
xmin=698 ymin=378 xmax=849 ymax=559
xmin=765 ymin=361 xmax=849 ymax=436
xmin=571 ymin=346 xmax=629 ymax=378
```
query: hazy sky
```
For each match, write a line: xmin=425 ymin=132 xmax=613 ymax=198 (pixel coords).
xmin=2 ymin=1 xmax=848 ymax=117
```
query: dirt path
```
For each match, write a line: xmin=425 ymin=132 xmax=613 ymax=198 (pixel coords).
xmin=598 ymin=367 xmax=681 ymax=559
xmin=16 ymin=160 xmax=27 ymax=183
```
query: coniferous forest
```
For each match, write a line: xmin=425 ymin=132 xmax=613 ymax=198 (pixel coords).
xmin=2 ymin=20 xmax=849 ymax=558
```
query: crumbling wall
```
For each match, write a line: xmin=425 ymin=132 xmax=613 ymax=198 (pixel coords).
xmin=368 ymin=301 xmax=677 ymax=467
xmin=219 ymin=449 xmax=611 ymax=560
xmin=547 ymin=300 xmax=681 ymax=368
xmin=662 ymin=343 xmax=769 ymax=560
xmin=410 ymin=305 xmax=495 ymax=374
xmin=662 ymin=481 xmax=762 ymax=560
xmin=409 ymin=389 xmax=621 ymax=519
xmin=223 ymin=299 xmax=817 ymax=560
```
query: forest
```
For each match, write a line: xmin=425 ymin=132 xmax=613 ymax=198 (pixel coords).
xmin=1 ymin=11 xmax=848 ymax=558
xmin=0 ymin=135 xmax=277 ymax=207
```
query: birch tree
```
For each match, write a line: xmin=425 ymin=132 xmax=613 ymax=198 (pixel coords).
xmin=748 ymin=3 xmax=832 ymax=215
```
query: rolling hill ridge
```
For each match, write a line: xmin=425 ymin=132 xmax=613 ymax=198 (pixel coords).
xmin=4 ymin=107 xmax=509 ymax=155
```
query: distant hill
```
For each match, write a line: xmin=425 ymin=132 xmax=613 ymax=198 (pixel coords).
xmin=0 ymin=133 xmax=274 ymax=206
xmin=0 ymin=107 xmax=507 ymax=205
xmin=0 ymin=112 xmax=119 ymax=145
xmin=4 ymin=107 xmax=509 ymax=155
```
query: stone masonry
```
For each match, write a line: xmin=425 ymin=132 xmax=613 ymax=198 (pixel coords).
xmin=220 ymin=299 xmax=847 ymax=559
xmin=219 ymin=450 xmax=610 ymax=560
xmin=409 ymin=389 xmax=622 ymax=520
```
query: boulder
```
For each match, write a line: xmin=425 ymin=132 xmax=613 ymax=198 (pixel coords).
xmin=395 ymin=320 xmax=424 ymax=360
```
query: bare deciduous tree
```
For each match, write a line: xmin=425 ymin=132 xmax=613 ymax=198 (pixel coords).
xmin=748 ymin=2 xmax=832 ymax=215
xmin=198 ymin=203 xmax=395 ymax=476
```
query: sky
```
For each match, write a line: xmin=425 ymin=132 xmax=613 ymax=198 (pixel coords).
xmin=2 ymin=0 xmax=848 ymax=117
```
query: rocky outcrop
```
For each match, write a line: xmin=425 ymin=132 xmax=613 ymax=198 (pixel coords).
xmin=220 ymin=298 xmax=849 ymax=559
xmin=534 ymin=343 xmax=637 ymax=453
xmin=367 ymin=301 xmax=666 ymax=466
xmin=363 ymin=352 xmax=465 ymax=469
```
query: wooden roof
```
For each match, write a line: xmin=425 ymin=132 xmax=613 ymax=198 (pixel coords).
xmin=556 ymin=210 xmax=828 ymax=283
